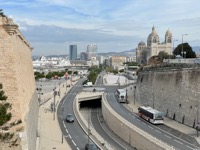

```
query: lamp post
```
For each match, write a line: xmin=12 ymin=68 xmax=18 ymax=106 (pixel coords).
xmin=53 ymin=88 xmax=57 ymax=120
xmin=173 ymin=39 xmax=178 ymax=54
xmin=182 ymin=34 xmax=188 ymax=58
xmin=61 ymin=105 xmax=64 ymax=143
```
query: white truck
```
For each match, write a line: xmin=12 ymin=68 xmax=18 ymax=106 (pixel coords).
xmin=83 ymin=82 xmax=93 ymax=87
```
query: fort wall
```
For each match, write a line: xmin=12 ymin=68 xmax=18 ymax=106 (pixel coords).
xmin=0 ymin=16 xmax=38 ymax=150
xmin=136 ymin=68 xmax=200 ymax=127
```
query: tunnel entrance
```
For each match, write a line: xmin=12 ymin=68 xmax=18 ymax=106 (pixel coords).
xmin=79 ymin=98 xmax=101 ymax=109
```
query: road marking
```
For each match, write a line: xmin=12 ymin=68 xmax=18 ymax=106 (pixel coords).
xmin=63 ymin=123 xmax=66 ymax=129
xmin=155 ymin=130 xmax=161 ymax=133
xmin=186 ymin=145 xmax=194 ymax=150
xmin=148 ymin=125 xmax=153 ymax=129
xmin=164 ymin=134 xmax=171 ymax=139
xmin=137 ymin=119 xmax=140 ymax=122
xmin=65 ymin=128 xmax=68 ymax=133
xmin=142 ymin=122 xmax=146 ymax=125
xmin=68 ymin=134 xmax=72 ymax=139
xmin=76 ymin=147 xmax=80 ymax=150
xmin=174 ymin=139 xmax=183 ymax=144
xmin=72 ymin=140 xmax=77 ymax=146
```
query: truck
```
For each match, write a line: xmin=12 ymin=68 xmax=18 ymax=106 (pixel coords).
xmin=83 ymin=82 xmax=93 ymax=87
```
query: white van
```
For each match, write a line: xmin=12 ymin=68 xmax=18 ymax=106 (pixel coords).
xmin=115 ymin=89 xmax=127 ymax=103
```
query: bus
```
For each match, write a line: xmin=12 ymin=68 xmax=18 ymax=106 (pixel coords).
xmin=115 ymin=89 xmax=127 ymax=103
xmin=138 ymin=106 xmax=164 ymax=124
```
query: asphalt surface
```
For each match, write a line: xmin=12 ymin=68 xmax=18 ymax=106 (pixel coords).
xmin=106 ymin=93 xmax=200 ymax=150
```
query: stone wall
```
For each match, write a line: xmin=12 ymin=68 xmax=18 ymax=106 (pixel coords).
xmin=136 ymin=67 xmax=200 ymax=127
xmin=0 ymin=16 xmax=38 ymax=149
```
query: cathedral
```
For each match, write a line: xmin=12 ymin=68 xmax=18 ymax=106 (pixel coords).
xmin=136 ymin=26 xmax=173 ymax=64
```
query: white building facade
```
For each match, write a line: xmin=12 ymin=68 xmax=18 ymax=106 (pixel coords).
xmin=136 ymin=26 xmax=173 ymax=64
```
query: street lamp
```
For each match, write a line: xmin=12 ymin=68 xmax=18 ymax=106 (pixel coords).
xmin=182 ymin=34 xmax=188 ymax=58
xmin=61 ymin=105 xmax=64 ymax=143
xmin=173 ymin=39 xmax=178 ymax=54
xmin=53 ymin=88 xmax=57 ymax=120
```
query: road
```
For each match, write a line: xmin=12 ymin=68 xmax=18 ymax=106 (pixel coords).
xmin=57 ymin=79 xmax=88 ymax=150
xmin=106 ymin=93 xmax=200 ymax=150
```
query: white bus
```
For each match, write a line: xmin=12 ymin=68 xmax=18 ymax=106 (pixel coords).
xmin=138 ymin=106 xmax=164 ymax=124
xmin=115 ymin=89 xmax=127 ymax=103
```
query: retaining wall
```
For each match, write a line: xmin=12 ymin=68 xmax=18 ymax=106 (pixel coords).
xmin=102 ymin=93 xmax=174 ymax=150
xmin=136 ymin=68 xmax=200 ymax=127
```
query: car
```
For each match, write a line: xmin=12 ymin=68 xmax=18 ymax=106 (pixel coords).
xmin=85 ymin=140 xmax=99 ymax=150
xmin=65 ymin=114 xmax=74 ymax=123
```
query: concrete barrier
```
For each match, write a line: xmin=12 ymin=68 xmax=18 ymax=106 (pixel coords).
xmin=102 ymin=93 xmax=175 ymax=150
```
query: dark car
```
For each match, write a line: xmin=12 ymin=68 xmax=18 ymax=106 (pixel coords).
xmin=85 ymin=140 xmax=98 ymax=150
xmin=65 ymin=114 xmax=74 ymax=123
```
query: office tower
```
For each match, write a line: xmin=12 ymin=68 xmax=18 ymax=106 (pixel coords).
xmin=80 ymin=52 xmax=87 ymax=60
xmin=86 ymin=44 xmax=97 ymax=60
xmin=69 ymin=45 xmax=77 ymax=60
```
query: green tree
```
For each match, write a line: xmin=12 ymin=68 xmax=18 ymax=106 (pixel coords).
xmin=0 ymin=84 xmax=7 ymax=101
xmin=173 ymin=43 xmax=196 ymax=58
xmin=158 ymin=51 xmax=173 ymax=60
xmin=0 ymin=83 xmax=12 ymax=126
xmin=119 ymin=69 xmax=124 ymax=73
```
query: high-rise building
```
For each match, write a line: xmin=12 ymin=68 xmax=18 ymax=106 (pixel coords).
xmin=69 ymin=45 xmax=77 ymax=60
xmin=86 ymin=44 xmax=97 ymax=60
xmin=80 ymin=52 xmax=87 ymax=60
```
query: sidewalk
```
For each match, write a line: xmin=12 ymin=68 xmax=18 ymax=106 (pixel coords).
xmin=37 ymin=79 xmax=73 ymax=150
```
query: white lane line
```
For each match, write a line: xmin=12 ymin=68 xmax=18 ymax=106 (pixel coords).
xmin=65 ymin=128 xmax=69 ymax=133
xmin=164 ymin=134 xmax=171 ymax=139
xmin=174 ymin=139 xmax=183 ymax=145
xmin=142 ymin=122 xmax=146 ymax=125
xmin=155 ymin=130 xmax=161 ymax=133
xmin=186 ymin=145 xmax=194 ymax=150
xmin=148 ymin=126 xmax=153 ymax=129
xmin=63 ymin=123 xmax=66 ymax=129
xmin=137 ymin=119 xmax=141 ymax=122
xmin=68 ymin=134 xmax=72 ymax=139
xmin=72 ymin=140 xmax=77 ymax=146
xmin=76 ymin=147 xmax=80 ymax=150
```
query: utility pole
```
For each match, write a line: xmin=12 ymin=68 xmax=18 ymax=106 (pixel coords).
xmin=134 ymin=86 xmax=136 ymax=105
xmin=53 ymin=88 xmax=57 ymax=120
xmin=61 ymin=105 xmax=64 ymax=143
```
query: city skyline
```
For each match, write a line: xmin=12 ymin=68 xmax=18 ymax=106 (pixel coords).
xmin=1 ymin=0 xmax=200 ymax=56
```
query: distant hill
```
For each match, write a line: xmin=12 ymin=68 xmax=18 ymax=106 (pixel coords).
xmin=98 ymin=49 xmax=136 ymax=57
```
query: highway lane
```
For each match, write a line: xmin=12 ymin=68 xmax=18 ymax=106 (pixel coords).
xmin=57 ymin=79 xmax=88 ymax=150
xmin=91 ymin=108 xmax=136 ymax=150
xmin=106 ymin=93 xmax=199 ymax=150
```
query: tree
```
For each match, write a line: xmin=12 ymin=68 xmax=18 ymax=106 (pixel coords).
xmin=158 ymin=51 xmax=173 ymax=60
xmin=0 ymin=83 xmax=12 ymax=126
xmin=173 ymin=43 xmax=196 ymax=58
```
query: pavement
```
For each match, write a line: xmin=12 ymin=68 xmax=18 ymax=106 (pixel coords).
xmin=36 ymin=78 xmax=74 ymax=150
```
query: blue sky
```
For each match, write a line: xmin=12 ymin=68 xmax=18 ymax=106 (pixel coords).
xmin=1 ymin=0 xmax=200 ymax=56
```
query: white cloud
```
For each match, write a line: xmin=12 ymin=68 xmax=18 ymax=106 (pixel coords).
xmin=1 ymin=0 xmax=200 ymax=55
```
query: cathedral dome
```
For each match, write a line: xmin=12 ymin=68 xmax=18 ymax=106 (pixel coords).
xmin=138 ymin=41 xmax=146 ymax=46
xmin=147 ymin=26 xmax=159 ymax=41
xmin=165 ymin=29 xmax=172 ymax=37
